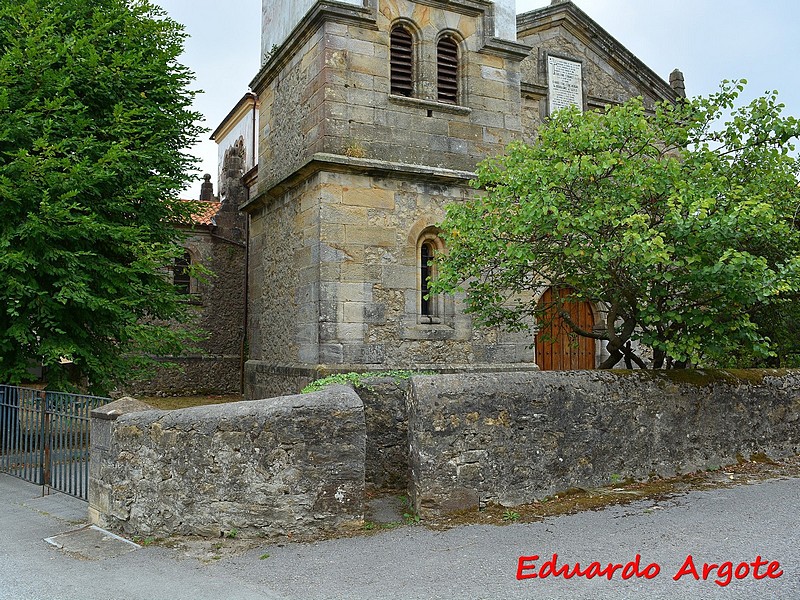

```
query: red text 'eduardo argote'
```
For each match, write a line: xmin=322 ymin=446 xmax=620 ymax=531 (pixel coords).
xmin=516 ymin=553 xmax=783 ymax=587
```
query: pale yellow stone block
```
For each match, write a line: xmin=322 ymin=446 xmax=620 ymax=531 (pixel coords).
xmin=320 ymin=222 xmax=345 ymax=242
xmin=458 ymin=15 xmax=478 ymax=40
xmin=345 ymin=224 xmax=396 ymax=247
xmin=335 ymin=282 xmax=372 ymax=303
xmin=342 ymin=187 xmax=396 ymax=210
xmin=88 ymin=506 xmax=102 ymax=526
xmin=478 ymin=52 xmax=504 ymax=70
xmin=321 ymin=203 xmax=368 ymax=226
xmin=348 ymin=54 xmax=384 ymax=76
xmin=411 ymin=4 xmax=432 ymax=28
xmin=341 ymin=262 xmax=369 ymax=283
xmin=319 ymin=262 xmax=341 ymax=282
xmin=342 ymin=301 xmax=366 ymax=323
xmin=338 ymin=322 xmax=367 ymax=340
xmin=295 ymin=207 xmax=318 ymax=231
xmin=449 ymin=121 xmax=484 ymax=142
xmin=249 ymin=216 xmax=265 ymax=238
xmin=473 ymin=79 xmax=507 ymax=101
xmin=317 ymin=182 xmax=343 ymax=205
xmin=353 ymin=27 xmax=385 ymax=46
xmin=299 ymin=190 xmax=320 ymax=214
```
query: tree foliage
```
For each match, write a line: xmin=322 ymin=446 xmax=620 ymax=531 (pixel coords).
xmin=0 ymin=0 xmax=204 ymax=393
xmin=432 ymin=82 xmax=800 ymax=368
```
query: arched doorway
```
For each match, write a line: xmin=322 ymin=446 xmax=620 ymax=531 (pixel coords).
xmin=535 ymin=287 xmax=596 ymax=370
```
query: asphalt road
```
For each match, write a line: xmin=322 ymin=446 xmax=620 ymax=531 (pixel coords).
xmin=1 ymin=471 xmax=797 ymax=600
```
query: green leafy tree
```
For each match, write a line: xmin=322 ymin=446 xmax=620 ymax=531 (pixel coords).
xmin=432 ymin=81 xmax=800 ymax=369
xmin=0 ymin=0 xmax=204 ymax=393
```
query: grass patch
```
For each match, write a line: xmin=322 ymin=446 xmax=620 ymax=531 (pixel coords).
xmin=137 ymin=394 xmax=243 ymax=411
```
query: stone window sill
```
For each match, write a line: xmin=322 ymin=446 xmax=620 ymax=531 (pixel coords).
xmin=419 ymin=315 xmax=442 ymax=325
xmin=388 ymin=95 xmax=472 ymax=116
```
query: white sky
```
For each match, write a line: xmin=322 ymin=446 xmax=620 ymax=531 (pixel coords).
xmin=154 ymin=0 xmax=800 ymax=198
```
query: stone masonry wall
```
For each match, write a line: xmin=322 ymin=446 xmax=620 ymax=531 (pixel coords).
xmin=241 ymin=374 xmax=410 ymax=490
xmin=317 ymin=1 xmax=524 ymax=175
xmin=243 ymin=166 xmax=538 ymax=399
xmin=407 ymin=370 xmax=800 ymax=516
xmin=128 ymin=229 xmax=246 ymax=397
xmin=89 ymin=386 xmax=365 ymax=539
xmin=247 ymin=176 xmax=319 ymax=370
xmin=258 ymin=27 xmax=324 ymax=190
xmin=133 ymin=356 xmax=242 ymax=396
xmin=315 ymin=170 xmax=534 ymax=369
xmin=516 ymin=3 xmax=677 ymax=139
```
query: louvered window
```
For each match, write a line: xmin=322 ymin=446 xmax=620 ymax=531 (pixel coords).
xmin=390 ymin=26 xmax=413 ymax=97
xmin=437 ymin=36 xmax=459 ymax=104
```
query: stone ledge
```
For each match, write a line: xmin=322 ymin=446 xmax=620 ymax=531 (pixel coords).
xmin=242 ymin=153 xmax=476 ymax=212
xmin=387 ymin=94 xmax=472 ymax=116
xmin=479 ymin=36 xmax=532 ymax=60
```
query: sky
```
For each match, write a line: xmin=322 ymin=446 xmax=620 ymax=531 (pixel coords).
xmin=154 ymin=0 xmax=800 ymax=198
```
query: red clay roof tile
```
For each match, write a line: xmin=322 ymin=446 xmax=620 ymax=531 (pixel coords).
xmin=179 ymin=199 xmax=221 ymax=226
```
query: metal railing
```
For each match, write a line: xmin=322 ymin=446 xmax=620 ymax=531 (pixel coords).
xmin=0 ymin=385 xmax=109 ymax=500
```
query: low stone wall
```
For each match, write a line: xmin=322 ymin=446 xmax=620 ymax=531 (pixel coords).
xmin=407 ymin=370 xmax=800 ymax=516
xmin=89 ymin=386 xmax=365 ymax=539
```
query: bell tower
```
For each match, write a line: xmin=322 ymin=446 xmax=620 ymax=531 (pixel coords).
xmin=261 ymin=0 xmax=518 ymax=66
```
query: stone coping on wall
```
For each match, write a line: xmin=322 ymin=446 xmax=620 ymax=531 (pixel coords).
xmin=90 ymin=396 xmax=152 ymax=421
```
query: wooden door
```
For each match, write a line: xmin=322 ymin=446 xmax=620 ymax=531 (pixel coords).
xmin=535 ymin=287 xmax=595 ymax=370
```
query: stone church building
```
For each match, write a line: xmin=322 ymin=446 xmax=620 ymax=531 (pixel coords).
xmin=205 ymin=0 xmax=684 ymax=399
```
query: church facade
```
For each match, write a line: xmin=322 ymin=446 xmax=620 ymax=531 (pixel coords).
xmin=220 ymin=0 xmax=683 ymax=399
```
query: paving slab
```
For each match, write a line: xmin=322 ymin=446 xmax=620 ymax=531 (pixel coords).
xmin=44 ymin=525 xmax=141 ymax=560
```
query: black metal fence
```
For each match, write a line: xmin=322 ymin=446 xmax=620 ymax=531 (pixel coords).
xmin=0 ymin=385 xmax=109 ymax=500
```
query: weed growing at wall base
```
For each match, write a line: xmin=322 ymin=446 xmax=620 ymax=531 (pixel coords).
xmin=503 ymin=509 xmax=520 ymax=522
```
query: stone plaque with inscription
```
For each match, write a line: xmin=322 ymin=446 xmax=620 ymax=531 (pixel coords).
xmin=547 ymin=56 xmax=583 ymax=114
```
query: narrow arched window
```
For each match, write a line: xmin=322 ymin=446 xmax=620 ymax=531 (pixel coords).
xmin=437 ymin=36 xmax=459 ymax=104
xmin=390 ymin=25 xmax=414 ymax=97
xmin=421 ymin=241 xmax=435 ymax=316
xmin=173 ymin=250 xmax=191 ymax=294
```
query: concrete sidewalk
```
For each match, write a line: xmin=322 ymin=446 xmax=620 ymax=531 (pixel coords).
xmin=1 ymin=471 xmax=797 ymax=599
